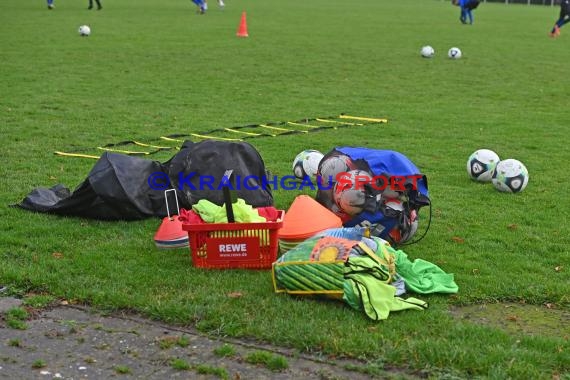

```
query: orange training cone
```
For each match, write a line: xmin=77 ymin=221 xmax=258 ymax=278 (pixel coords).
xmin=278 ymin=195 xmax=343 ymax=240
xmin=237 ymin=11 xmax=248 ymax=37
xmin=154 ymin=189 xmax=188 ymax=249
xmin=154 ymin=215 xmax=189 ymax=249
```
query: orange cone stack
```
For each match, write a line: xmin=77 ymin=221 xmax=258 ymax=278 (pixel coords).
xmin=278 ymin=195 xmax=343 ymax=254
xmin=154 ymin=215 xmax=189 ymax=249
xmin=236 ymin=11 xmax=249 ymax=37
xmin=153 ymin=189 xmax=188 ymax=249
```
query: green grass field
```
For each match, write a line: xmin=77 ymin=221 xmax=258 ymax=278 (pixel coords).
xmin=1 ymin=0 xmax=569 ymax=378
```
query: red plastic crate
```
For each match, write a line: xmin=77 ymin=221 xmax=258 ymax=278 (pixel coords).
xmin=182 ymin=211 xmax=284 ymax=269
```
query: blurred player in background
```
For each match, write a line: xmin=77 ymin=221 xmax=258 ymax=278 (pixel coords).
xmin=88 ymin=0 xmax=102 ymax=10
xmin=201 ymin=0 xmax=226 ymax=12
xmin=192 ymin=0 xmax=206 ymax=14
xmin=549 ymin=0 xmax=570 ymax=37
xmin=454 ymin=0 xmax=480 ymax=25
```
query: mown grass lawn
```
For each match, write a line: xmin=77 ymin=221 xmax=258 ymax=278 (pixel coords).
xmin=1 ymin=0 xmax=569 ymax=378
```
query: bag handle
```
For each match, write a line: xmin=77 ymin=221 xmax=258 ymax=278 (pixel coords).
xmin=222 ymin=169 xmax=236 ymax=223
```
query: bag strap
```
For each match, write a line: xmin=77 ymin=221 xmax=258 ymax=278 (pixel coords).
xmin=164 ymin=189 xmax=180 ymax=219
xmin=354 ymin=242 xmax=396 ymax=277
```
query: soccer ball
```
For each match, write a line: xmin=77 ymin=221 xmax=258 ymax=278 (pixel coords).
xmin=492 ymin=159 xmax=529 ymax=193
xmin=448 ymin=47 xmax=462 ymax=59
xmin=383 ymin=198 xmax=419 ymax=244
xmin=292 ymin=150 xmax=324 ymax=179
xmin=421 ymin=45 xmax=435 ymax=58
xmin=318 ymin=154 xmax=357 ymax=183
xmin=78 ymin=25 xmax=91 ymax=37
xmin=333 ymin=170 xmax=373 ymax=216
xmin=466 ymin=149 xmax=500 ymax=182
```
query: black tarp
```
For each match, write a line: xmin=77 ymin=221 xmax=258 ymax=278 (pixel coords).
xmin=16 ymin=140 xmax=274 ymax=220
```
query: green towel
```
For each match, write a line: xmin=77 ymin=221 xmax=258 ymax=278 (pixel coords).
xmin=393 ymin=249 xmax=459 ymax=294
xmin=192 ymin=199 xmax=266 ymax=223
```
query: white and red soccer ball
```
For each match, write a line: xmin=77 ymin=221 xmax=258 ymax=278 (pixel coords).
xmin=333 ymin=170 xmax=373 ymax=216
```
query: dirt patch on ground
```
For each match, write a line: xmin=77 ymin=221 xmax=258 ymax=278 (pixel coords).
xmin=0 ymin=297 xmax=418 ymax=380
xmin=449 ymin=302 xmax=570 ymax=338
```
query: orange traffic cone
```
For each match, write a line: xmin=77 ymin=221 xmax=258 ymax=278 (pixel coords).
xmin=237 ymin=11 xmax=248 ymax=37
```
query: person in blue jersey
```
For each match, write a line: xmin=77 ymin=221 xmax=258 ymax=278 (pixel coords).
xmin=47 ymin=0 xmax=54 ymax=10
xmin=88 ymin=0 xmax=102 ymax=10
xmin=455 ymin=0 xmax=480 ymax=25
xmin=549 ymin=0 xmax=570 ymax=37
xmin=192 ymin=0 xmax=206 ymax=14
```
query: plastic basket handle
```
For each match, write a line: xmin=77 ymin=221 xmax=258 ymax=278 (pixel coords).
xmin=164 ymin=189 xmax=180 ymax=219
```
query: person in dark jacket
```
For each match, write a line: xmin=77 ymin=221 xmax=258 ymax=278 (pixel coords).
xmin=550 ymin=0 xmax=570 ymax=37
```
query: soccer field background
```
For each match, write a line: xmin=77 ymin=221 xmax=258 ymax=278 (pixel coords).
xmin=1 ymin=0 xmax=569 ymax=378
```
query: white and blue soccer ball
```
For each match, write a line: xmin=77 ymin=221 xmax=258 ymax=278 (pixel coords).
xmin=448 ymin=47 xmax=462 ymax=59
xmin=421 ymin=45 xmax=435 ymax=58
xmin=292 ymin=149 xmax=324 ymax=179
xmin=467 ymin=149 xmax=500 ymax=182
xmin=78 ymin=25 xmax=91 ymax=37
xmin=492 ymin=159 xmax=529 ymax=193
